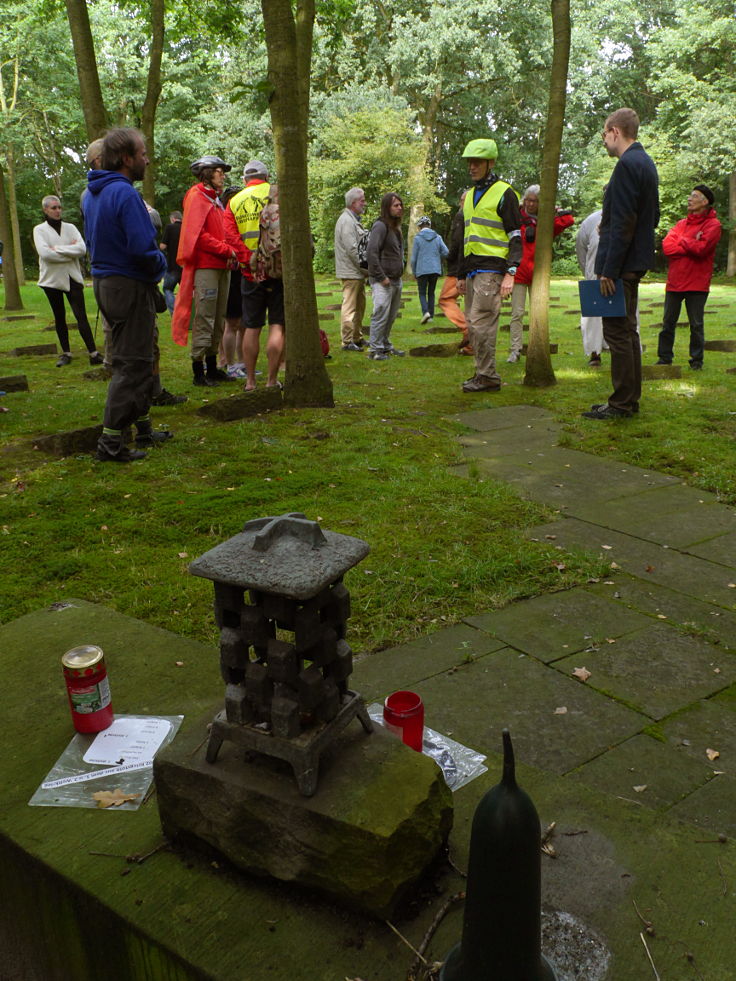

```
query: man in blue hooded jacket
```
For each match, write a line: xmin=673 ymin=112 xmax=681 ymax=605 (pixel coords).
xmin=84 ymin=128 xmax=168 ymax=462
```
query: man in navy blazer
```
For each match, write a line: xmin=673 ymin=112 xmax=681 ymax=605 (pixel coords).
xmin=583 ymin=108 xmax=659 ymax=420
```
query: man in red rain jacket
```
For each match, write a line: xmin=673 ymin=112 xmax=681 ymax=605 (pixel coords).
xmin=656 ymin=184 xmax=721 ymax=371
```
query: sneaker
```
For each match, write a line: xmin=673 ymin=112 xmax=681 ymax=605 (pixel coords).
xmin=387 ymin=347 xmax=406 ymax=357
xmin=588 ymin=353 xmax=602 ymax=366
xmin=462 ymin=375 xmax=502 ymax=393
xmin=96 ymin=445 xmax=147 ymax=463
xmin=582 ymin=404 xmax=631 ymax=419
xmin=151 ymin=389 xmax=187 ymax=406
xmin=420 ymin=312 xmax=431 ymax=324
xmin=136 ymin=430 xmax=174 ymax=447
xmin=342 ymin=343 xmax=362 ymax=352
xmin=226 ymin=364 xmax=247 ymax=378
xmin=368 ymin=352 xmax=389 ymax=361
xmin=56 ymin=353 xmax=72 ymax=367
xmin=507 ymin=351 xmax=520 ymax=363
xmin=88 ymin=352 xmax=104 ymax=366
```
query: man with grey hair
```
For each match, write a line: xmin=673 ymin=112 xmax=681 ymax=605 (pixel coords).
xmin=507 ymin=183 xmax=573 ymax=363
xmin=33 ymin=194 xmax=103 ymax=367
xmin=334 ymin=186 xmax=368 ymax=351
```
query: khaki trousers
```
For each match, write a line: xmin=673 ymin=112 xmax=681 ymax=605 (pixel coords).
xmin=191 ymin=267 xmax=229 ymax=361
xmin=466 ymin=272 xmax=502 ymax=383
xmin=340 ymin=278 xmax=366 ymax=345
xmin=508 ymin=282 xmax=528 ymax=354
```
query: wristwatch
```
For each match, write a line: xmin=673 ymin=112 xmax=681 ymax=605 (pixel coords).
xmin=506 ymin=267 xmax=517 ymax=276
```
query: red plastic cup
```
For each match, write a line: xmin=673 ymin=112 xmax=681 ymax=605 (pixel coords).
xmin=383 ymin=690 xmax=424 ymax=752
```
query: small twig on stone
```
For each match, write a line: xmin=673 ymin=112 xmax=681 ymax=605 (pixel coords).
xmin=632 ymin=898 xmax=655 ymax=936
xmin=694 ymin=833 xmax=728 ymax=844
xmin=717 ymin=857 xmax=728 ymax=897
xmin=561 ymin=829 xmax=589 ymax=837
xmin=616 ymin=795 xmax=644 ymax=807
xmin=640 ymin=932 xmax=660 ymax=979
xmin=385 ymin=920 xmax=427 ymax=967
xmin=89 ymin=850 xmax=125 ymax=859
xmin=407 ymin=892 xmax=465 ymax=980
xmin=126 ymin=840 xmax=170 ymax=865
xmin=684 ymin=950 xmax=706 ymax=981
xmin=445 ymin=851 xmax=467 ymax=878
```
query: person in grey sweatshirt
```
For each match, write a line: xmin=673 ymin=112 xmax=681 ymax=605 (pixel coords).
xmin=410 ymin=216 xmax=448 ymax=323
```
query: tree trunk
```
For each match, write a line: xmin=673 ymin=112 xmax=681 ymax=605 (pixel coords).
xmin=727 ymin=171 xmax=736 ymax=278
xmin=261 ymin=0 xmax=334 ymax=408
xmin=523 ymin=0 xmax=570 ymax=388
xmin=0 ymin=162 xmax=23 ymax=310
xmin=63 ymin=0 xmax=109 ymax=140
xmin=5 ymin=145 xmax=25 ymax=285
xmin=140 ymin=0 xmax=165 ymax=206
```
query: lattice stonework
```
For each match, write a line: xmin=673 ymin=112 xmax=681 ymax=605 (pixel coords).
xmin=188 ymin=513 xmax=373 ymax=796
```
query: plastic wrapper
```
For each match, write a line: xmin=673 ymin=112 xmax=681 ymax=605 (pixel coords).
xmin=29 ymin=714 xmax=183 ymax=811
xmin=368 ymin=703 xmax=486 ymax=791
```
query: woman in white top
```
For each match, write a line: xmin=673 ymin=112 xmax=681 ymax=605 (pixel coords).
xmin=33 ymin=195 xmax=102 ymax=367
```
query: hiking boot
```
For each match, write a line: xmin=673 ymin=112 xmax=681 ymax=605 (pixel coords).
xmin=88 ymin=352 xmax=105 ymax=366
xmin=193 ymin=360 xmax=216 ymax=386
xmin=56 ymin=353 xmax=72 ymax=367
xmin=206 ymin=355 xmax=232 ymax=382
xmin=151 ymin=389 xmax=187 ymax=406
xmin=462 ymin=374 xmax=501 ymax=393
xmin=588 ymin=352 xmax=602 ymax=366
xmin=135 ymin=430 xmax=174 ymax=447
xmin=342 ymin=343 xmax=362 ymax=352
xmin=96 ymin=445 xmax=147 ymax=463
xmin=507 ymin=351 xmax=520 ymax=363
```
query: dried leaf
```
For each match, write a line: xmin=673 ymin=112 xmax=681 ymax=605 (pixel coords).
xmin=645 ymin=565 xmax=655 ymax=573
xmin=633 ymin=785 xmax=647 ymax=793
xmin=706 ymin=748 xmax=720 ymax=761
xmin=178 ymin=552 xmax=188 ymax=559
xmin=657 ymin=614 xmax=667 ymax=619
xmin=601 ymin=544 xmax=613 ymax=550
xmin=610 ymin=561 xmax=620 ymax=570
xmin=93 ymin=788 xmax=140 ymax=809
xmin=554 ymin=706 xmax=568 ymax=715
xmin=572 ymin=666 xmax=591 ymax=682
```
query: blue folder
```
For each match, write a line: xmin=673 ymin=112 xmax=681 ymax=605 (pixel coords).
xmin=578 ymin=279 xmax=626 ymax=317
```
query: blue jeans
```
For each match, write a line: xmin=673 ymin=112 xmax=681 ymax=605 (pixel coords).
xmin=369 ymin=279 xmax=402 ymax=353
xmin=417 ymin=273 xmax=439 ymax=317
xmin=162 ymin=270 xmax=179 ymax=315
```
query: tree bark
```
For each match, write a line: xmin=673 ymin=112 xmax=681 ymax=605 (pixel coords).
xmin=140 ymin=0 xmax=165 ymax=206
xmin=727 ymin=171 xmax=735 ymax=278
xmin=261 ymin=0 xmax=334 ymax=408
xmin=0 ymin=161 xmax=23 ymax=310
xmin=5 ymin=145 xmax=24 ymax=285
xmin=63 ymin=0 xmax=109 ymax=140
xmin=523 ymin=0 xmax=570 ymax=388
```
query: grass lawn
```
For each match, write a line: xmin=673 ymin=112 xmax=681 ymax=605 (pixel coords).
xmin=1 ymin=275 xmax=735 ymax=654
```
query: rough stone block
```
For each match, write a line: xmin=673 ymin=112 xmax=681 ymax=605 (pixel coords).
xmin=326 ymin=640 xmax=353 ymax=683
xmin=641 ymin=364 xmax=682 ymax=380
xmin=154 ymin=714 xmax=453 ymax=918
xmin=31 ymin=424 xmax=103 ymax=457
xmin=266 ymin=639 xmax=300 ymax=684
xmin=220 ymin=663 xmax=245 ymax=685
xmin=318 ymin=313 xmax=334 ymax=321
xmin=225 ymin=683 xmax=252 ymax=724
xmin=703 ymin=339 xmax=736 ymax=352
xmin=325 ymin=583 xmax=351 ymax=624
xmin=0 ymin=314 xmax=35 ymax=322
xmin=213 ymin=582 xmax=244 ymax=628
xmin=298 ymin=664 xmax=325 ymax=709
xmin=0 ymin=375 xmax=28 ymax=392
xmin=271 ymin=696 xmax=301 ymax=738
xmin=409 ymin=343 xmax=460 ymax=358
xmin=240 ymin=604 xmax=271 ymax=646
xmin=302 ymin=625 xmax=338 ymax=667
xmin=315 ymin=677 xmax=340 ymax=722
xmin=245 ymin=661 xmax=272 ymax=706
xmin=325 ymin=303 xmax=342 ymax=310
xmin=293 ymin=603 xmax=322 ymax=651
xmin=8 ymin=343 xmax=57 ymax=356
xmin=219 ymin=626 xmax=249 ymax=669
xmin=425 ymin=325 xmax=461 ymax=334
xmin=197 ymin=389 xmax=282 ymax=421
xmin=262 ymin=592 xmax=297 ymax=628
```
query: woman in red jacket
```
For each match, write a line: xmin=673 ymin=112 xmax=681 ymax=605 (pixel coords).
xmin=507 ymin=185 xmax=574 ymax=363
xmin=656 ymin=184 xmax=721 ymax=370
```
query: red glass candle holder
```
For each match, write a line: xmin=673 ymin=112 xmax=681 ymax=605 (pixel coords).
xmin=383 ymin=690 xmax=424 ymax=751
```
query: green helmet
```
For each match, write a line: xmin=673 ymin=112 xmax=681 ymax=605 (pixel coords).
xmin=462 ymin=138 xmax=498 ymax=160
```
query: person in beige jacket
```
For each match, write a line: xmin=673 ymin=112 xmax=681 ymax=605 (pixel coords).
xmin=33 ymin=195 xmax=103 ymax=367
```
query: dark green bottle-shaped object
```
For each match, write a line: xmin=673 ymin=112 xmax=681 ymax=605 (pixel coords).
xmin=442 ymin=729 xmax=557 ymax=980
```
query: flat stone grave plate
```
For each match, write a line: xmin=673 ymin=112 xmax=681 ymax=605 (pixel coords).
xmin=686 ymin=530 xmax=736 ymax=569
xmin=660 ymin=697 xmax=736 ymax=775
xmin=668 ymin=772 xmax=736 ymax=835
xmin=567 ymin=732 xmax=714 ymax=810
xmin=464 ymin=587 xmax=650 ymax=662
xmin=352 ymin=623 xmax=506 ymax=703
xmin=459 ymin=425 xmax=562 ymax=459
xmin=555 ymin=622 xmax=735 ymax=720
xmin=412 ymin=649 xmax=647 ymax=775
xmin=456 ymin=404 xmax=554 ymax=431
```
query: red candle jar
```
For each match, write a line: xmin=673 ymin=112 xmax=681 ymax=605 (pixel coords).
xmin=61 ymin=645 xmax=114 ymax=733
xmin=383 ymin=690 xmax=424 ymax=752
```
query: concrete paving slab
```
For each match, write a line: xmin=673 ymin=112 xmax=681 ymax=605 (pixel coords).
xmin=527 ymin=517 xmax=736 ymax=610
xmin=568 ymin=733 xmax=714 ymax=810
xmin=455 ymin=405 xmax=554 ymax=431
xmin=412 ymin=649 xmax=648 ymax=774
xmin=667 ymin=772 xmax=736 ymax=835
xmin=659 ymin=699 xmax=736 ymax=776
xmin=465 ymin=587 xmax=650 ymax=662
xmin=554 ymin=623 xmax=735 ymax=720
xmin=583 ymin=576 xmax=736 ymax=650
xmin=686 ymin=530 xmax=736 ymax=568
xmin=352 ymin=623 xmax=506 ymax=702
xmin=459 ymin=425 xmax=562 ymax=459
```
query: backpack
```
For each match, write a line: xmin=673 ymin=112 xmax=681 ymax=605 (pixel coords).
xmin=357 ymin=226 xmax=369 ymax=270
xmin=251 ymin=184 xmax=282 ymax=282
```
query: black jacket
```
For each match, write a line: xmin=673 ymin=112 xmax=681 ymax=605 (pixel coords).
xmin=595 ymin=142 xmax=659 ymax=279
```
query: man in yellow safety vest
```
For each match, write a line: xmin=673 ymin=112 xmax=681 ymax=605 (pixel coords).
xmin=457 ymin=138 xmax=522 ymax=392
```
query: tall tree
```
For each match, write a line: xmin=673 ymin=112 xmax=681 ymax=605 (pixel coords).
xmin=524 ymin=0 xmax=570 ymax=388
xmin=0 ymin=43 xmax=25 ymax=285
xmin=261 ymin=0 xmax=334 ymax=408
xmin=63 ymin=0 xmax=109 ymax=139
xmin=0 ymin=161 xmax=23 ymax=310
xmin=140 ymin=0 xmax=165 ymax=204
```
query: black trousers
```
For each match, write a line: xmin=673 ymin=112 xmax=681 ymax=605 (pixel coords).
xmin=657 ymin=291 xmax=707 ymax=366
xmin=41 ymin=281 xmax=96 ymax=353
xmin=94 ymin=277 xmax=155 ymax=443
xmin=602 ymin=273 xmax=643 ymax=414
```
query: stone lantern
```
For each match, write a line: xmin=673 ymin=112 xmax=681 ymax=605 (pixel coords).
xmin=188 ymin=512 xmax=373 ymax=796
